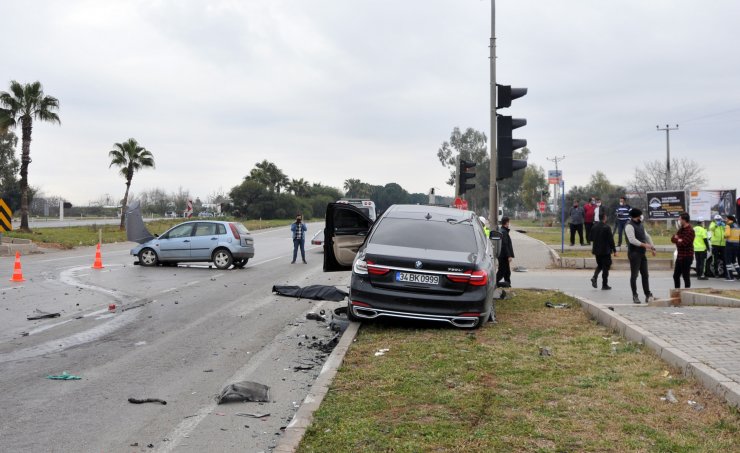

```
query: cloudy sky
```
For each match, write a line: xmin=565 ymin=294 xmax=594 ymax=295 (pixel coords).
xmin=3 ymin=0 xmax=739 ymax=205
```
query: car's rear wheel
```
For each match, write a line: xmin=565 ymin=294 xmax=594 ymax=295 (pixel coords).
xmin=232 ymin=258 xmax=249 ymax=269
xmin=212 ymin=249 xmax=233 ymax=270
xmin=139 ymin=248 xmax=159 ymax=267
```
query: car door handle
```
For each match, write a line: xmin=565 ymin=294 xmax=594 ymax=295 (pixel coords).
xmin=183 ymin=240 xmax=190 ymax=243
xmin=211 ymin=237 xmax=218 ymax=240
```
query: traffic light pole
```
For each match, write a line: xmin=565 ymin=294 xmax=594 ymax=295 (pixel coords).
xmin=488 ymin=0 xmax=498 ymax=230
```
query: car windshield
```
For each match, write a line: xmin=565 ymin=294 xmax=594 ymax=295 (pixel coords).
xmin=370 ymin=218 xmax=477 ymax=252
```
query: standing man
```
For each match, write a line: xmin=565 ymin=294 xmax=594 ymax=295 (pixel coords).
xmin=495 ymin=216 xmax=514 ymax=288
xmin=708 ymin=214 xmax=726 ymax=278
xmin=569 ymin=200 xmax=585 ymax=246
xmin=615 ymin=196 xmax=631 ymax=249
xmin=724 ymin=215 xmax=740 ymax=281
xmin=693 ymin=219 xmax=709 ymax=280
xmin=671 ymin=212 xmax=695 ymax=288
xmin=625 ymin=208 xmax=657 ymax=304
xmin=584 ymin=196 xmax=596 ymax=245
xmin=290 ymin=214 xmax=308 ymax=264
xmin=590 ymin=211 xmax=617 ymax=290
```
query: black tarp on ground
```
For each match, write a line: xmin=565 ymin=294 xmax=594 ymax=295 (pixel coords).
xmin=272 ymin=285 xmax=348 ymax=302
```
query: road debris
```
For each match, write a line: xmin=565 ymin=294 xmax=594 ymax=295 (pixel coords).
xmin=235 ymin=412 xmax=270 ymax=418
xmin=293 ymin=365 xmax=314 ymax=371
xmin=272 ymin=285 xmax=348 ymax=302
xmin=27 ymin=309 xmax=61 ymax=320
xmin=545 ymin=301 xmax=570 ymax=309
xmin=539 ymin=347 xmax=553 ymax=357
xmin=374 ymin=348 xmax=390 ymax=357
xmin=128 ymin=398 xmax=167 ymax=405
xmin=47 ymin=371 xmax=81 ymax=380
xmin=688 ymin=400 xmax=705 ymax=411
xmin=660 ymin=389 xmax=678 ymax=403
xmin=308 ymin=333 xmax=340 ymax=353
xmin=513 ymin=266 xmax=528 ymax=272
xmin=203 ymin=369 xmax=214 ymax=372
xmin=305 ymin=312 xmax=327 ymax=322
xmin=216 ymin=381 xmax=271 ymax=404
xmin=330 ymin=307 xmax=350 ymax=332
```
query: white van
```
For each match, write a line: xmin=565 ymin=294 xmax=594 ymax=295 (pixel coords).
xmin=337 ymin=199 xmax=377 ymax=221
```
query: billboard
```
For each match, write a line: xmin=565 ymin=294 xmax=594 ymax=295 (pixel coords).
xmin=647 ymin=191 xmax=686 ymax=220
xmin=547 ymin=170 xmax=562 ymax=184
xmin=689 ymin=190 xmax=737 ymax=221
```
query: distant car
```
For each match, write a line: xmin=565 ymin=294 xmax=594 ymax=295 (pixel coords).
xmin=129 ymin=219 xmax=255 ymax=270
xmin=324 ymin=203 xmax=496 ymax=328
xmin=198 ymin=211 xmax=214 ymax=217
xmin=164 ymin=211 xmax=178 ymax=218
xmin=311 ymin=230 xmax=324 ymax=246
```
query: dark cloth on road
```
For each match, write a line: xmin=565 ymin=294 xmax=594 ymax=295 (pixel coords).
xmin=272 ymin=284 xmax=349 ymax=302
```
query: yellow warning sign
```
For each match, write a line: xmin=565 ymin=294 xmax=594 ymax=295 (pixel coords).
xmin=0 ymin=198 xmax=12 ymax=232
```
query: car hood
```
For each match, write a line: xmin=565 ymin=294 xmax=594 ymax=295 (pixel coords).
xmin=125 ymin=201 xmax=155 ymax=244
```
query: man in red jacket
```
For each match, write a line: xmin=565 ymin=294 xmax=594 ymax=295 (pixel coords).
xmin=671 ymin=212 xmax=695 ymax=288
xmin=584 ymin=196 xmax=597 ymax=245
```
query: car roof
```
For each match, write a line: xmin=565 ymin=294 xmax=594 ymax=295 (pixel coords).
xmin=382 ymin=204 xmax=476 ymax=222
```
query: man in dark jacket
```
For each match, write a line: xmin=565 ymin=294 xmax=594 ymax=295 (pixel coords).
xmin=569 ymin=201 xmax=585 ymax=246
xmin=495 ymin=216 xmax=514 ymax=288
xmin=590 ymin=212 xmax=617 ymax=289
xmin=671 ymin=212 xmax=695 ymax=288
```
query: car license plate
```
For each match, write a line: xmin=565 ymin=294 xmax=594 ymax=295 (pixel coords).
xmin=396 ymin=272 xmax=439 ymax=285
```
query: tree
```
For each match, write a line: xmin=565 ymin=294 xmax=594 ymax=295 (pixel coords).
xmin=0 ymin=129 xmax=21 ymax=210
xmin=246 ymin=160 xmax=289 ymax=193
xmin=371 ymin=183 xmax=410 ymax=212
xmin=496 ymin=147 xmax=530 ymax=214
xmin=628 ymin=158 xmax=706 ymax=194
xmin=436 ymin=127 xmax=489 ymax=212
xmin=520 ymin=164 xmax=548 ymax=211
xmin=567 ymin=171 xmax=626 ymax=223
xmin=343 ymin=178 xmax=372 ymax=198
xmin=289 ymin=178 xmax=311 ymax=197
xmin=108 ymin=138 xmax=155 ymax=229
xmin=0 ymin=81 xmax=60 ymax=232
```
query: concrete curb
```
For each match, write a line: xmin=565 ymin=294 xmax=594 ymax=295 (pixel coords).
xmin=565 ymin=291 xmax=740 ymax=408
xmin=681 ymin=291 xmax=740 ymax=308
xmin=554 ymin=254 xmax=673 ymax=270
xmin=274 ymin=321 xmax=361 ymax=452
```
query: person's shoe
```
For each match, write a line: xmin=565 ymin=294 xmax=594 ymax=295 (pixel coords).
xmin=591 ymin=277 xmax=597 ymax=288
xmin=570 ymin=243 xmax=575 ymax=247
xmin=602 ymin=284 xmax=612 ymax=290
xmin=646 ymin=294 xmax=656 ymax=303
xmin=725 ymin=276 xmax=736 ymax=281
xmin=302 ymin=260 xmax=308 ymax=264
xmin=698 ymin=276 xmax=708 ymax=280
xmin=290 ymin=261 xmax=296 ymax=264
xmin=632 ymin=294 xmax=641 ymax=304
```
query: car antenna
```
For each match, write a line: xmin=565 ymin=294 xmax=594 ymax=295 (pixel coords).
xmin=425 ymin=213 xmax=432 ymax=220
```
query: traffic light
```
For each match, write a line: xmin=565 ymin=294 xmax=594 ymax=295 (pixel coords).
xmin=496 ymin=84 xmax=528 ymax=181
xmin=458 ymin=159 xmax=476 ymax=196
xmin=63 ymin=202 xmax=72 ymax=209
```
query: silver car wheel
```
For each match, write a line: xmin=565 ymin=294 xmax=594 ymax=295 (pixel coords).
xmin=139 ymin=248 xmax=158 ymax=267
xmin=213 ymin=249 xmax=233 ymax=270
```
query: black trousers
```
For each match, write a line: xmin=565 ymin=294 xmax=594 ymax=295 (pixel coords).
xmin=569 ymin=224 xmax=584 ymax=245
xmin=496 ymin=257 xmax=511 ymax=285
xmin=694 ymin=251 xmax=707 ymax=277
xmin=674 ymin=256 xmax=693 ymax=288
xmin=593 ymin=254 xmax=612 ymax=285
xmin=628 ymin=250 xmax=651 ymax=296
xmin=585 ymin=222 xmax=594 ymax=243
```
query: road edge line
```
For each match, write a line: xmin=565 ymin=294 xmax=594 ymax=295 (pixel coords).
xmin=564 ymin=291 xmax=740 ymax=409
xmin=274 ymin=320 xmax=361 ymax=452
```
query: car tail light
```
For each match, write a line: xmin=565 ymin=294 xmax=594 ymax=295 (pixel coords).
xmin=366 ymin=260 xmax=390 ymax=276
xmin=459 ymin=312 xmax=481 ymax=317
xmin=228 ymin=223 xmax=241 ymax=240
xmin=353 ymin=258 xmax=368 ymax=275
xmin=446 ymin=270 xmax=488 ymax=286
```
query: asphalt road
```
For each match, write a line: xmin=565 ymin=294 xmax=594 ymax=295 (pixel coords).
xmin=0 ymin=222 xmax=349 ymax=452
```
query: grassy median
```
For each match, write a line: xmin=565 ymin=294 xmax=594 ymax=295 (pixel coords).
xmin=3 ymin=218 xmax=297 ymax=249
xmin=518 ymin=225 xmax=674 ymax=246
xmin=299 ymin=290 xmax=739 ymax=452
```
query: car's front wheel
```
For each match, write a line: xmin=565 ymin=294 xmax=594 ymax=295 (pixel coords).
xmin=139 ymin=248 xmax=159 ymax=267
xmin=212 ymin=249 xmax=233 ymax=270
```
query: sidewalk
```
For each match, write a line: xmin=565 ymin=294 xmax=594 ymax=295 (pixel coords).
xmin=508 ymin=230 xmax=740 ymax=407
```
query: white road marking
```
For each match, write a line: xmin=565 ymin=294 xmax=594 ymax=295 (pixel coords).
xmin=27 ymin=318 xmax=75 ymax=335
xmin=38 ymin=250 xmax=130 ymax=263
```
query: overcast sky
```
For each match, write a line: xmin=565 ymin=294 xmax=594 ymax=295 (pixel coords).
xmin=3 ymin=0 xmax=739 ymax=205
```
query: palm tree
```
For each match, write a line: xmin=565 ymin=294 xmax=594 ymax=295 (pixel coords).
xmin=0 ymin=81 xmax=60 ymax=232
xmin=289 ymin=178 xmax=311 ymax=197
xmin=108 ymin=138 xmax=155 ymax=230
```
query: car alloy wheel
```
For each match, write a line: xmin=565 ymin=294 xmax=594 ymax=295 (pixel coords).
xmin=139 ymin=248 xmax=158 ymax=267
xmin=212 ymin=249 xmax=233 ymax=270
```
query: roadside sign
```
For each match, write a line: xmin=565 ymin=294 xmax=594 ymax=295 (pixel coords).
xmin=646 ymin=191 xmax=685 ymax=220
xmin=547 ymin=170 xmax=562 ymax=184
xmin=0 ymin=198 xmax=12 ymax=232
xmin=453 ymin=197 xmax=463 ymax=209
xmin=538 ymin=201 xmax=546 ymax=213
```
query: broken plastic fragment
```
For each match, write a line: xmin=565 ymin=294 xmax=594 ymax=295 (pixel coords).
xmin=539 ymin=347 xmax=552 ymax=357
xmin=235 ymin=412 xmax=270 ymax=418
xmin=27 ymin=309 xmax=61 ymax=320
xmin=665 ymin=389 xmax=678 ymax=403
xmin=374 ymin=348 xmax=390 ymax=357
xmin=545 ymin=302 xmax=570 ymax=309
xmin=216 ymin=381 xmax=271 ymax=404
xmin=47 ymin=371 xmax=81 ymax=380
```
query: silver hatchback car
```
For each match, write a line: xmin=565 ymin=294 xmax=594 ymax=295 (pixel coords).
xmin=130 ymin=220 xmax=255 ymax=269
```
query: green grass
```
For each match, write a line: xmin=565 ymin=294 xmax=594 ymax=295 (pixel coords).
xmin=298 ymin=290 xmax=740 ymax=452
xmin=3 ymin=218 xmax=298 ymax=249
xmin=520 ymin=226 xmax=673 ymax=246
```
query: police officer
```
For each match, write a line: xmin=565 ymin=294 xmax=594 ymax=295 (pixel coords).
xmin=693 ymin=219 xmax=709 ymax=280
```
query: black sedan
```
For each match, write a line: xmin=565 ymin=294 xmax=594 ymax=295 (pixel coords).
xmin=324 ymin=203 xmax=497 ymax=328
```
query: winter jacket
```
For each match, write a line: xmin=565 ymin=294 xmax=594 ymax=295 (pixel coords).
xmin=584 ymin=203 xmax=596 ymax=223
xmin=693 ymin=225 xmax=708 ymax=252
xmin=569 ymin=206 xmax=585 ymax=225
xmin=591 ymin=222 xmax=616 ymax=256
xmin=709 ymin=220 xmax=726 ymax=247
xmin=499 ymin=226 xmax=515 ymax=259
xmin=672 ymin=224 xmax=695 ymax=258
xmin=725 ymin=222 xmax=740 ymax=244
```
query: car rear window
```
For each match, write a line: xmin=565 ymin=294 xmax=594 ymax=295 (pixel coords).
xmin=369 ymin=218 xmax=477 ymax=252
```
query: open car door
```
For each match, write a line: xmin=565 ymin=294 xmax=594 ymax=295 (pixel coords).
xmin=323 ymin=202 xmax=373 ymax=271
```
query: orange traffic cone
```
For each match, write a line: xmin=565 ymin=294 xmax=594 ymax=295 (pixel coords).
xmin=92 ymin=243 xmax=104 ymax=269
xmin=10 ymin=251 xmax=25 ymax=282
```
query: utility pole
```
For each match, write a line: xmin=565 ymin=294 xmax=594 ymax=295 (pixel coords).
xmin=488 ymin=0 xmax=498 ymax=230
xmin=546 ymin=155 xmax=565 ymax=215
xmin=656 ymin=124 xmax=678 ymax=189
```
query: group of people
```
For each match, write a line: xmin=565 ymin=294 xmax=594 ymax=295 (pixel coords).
xmin=588 ymin=204 xmax=740 ymax=304
xmin=569 ymin=196 xmax=633 ymax=247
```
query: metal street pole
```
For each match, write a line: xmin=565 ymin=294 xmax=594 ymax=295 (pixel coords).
xmin=656 ymin=124 xmax=678 ymax=189
xmin=489 ymin=0 xmax=498 ymax=230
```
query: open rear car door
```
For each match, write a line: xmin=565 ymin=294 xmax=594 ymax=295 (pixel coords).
xmin=323 ymin=202 xmax=373 ymax=271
